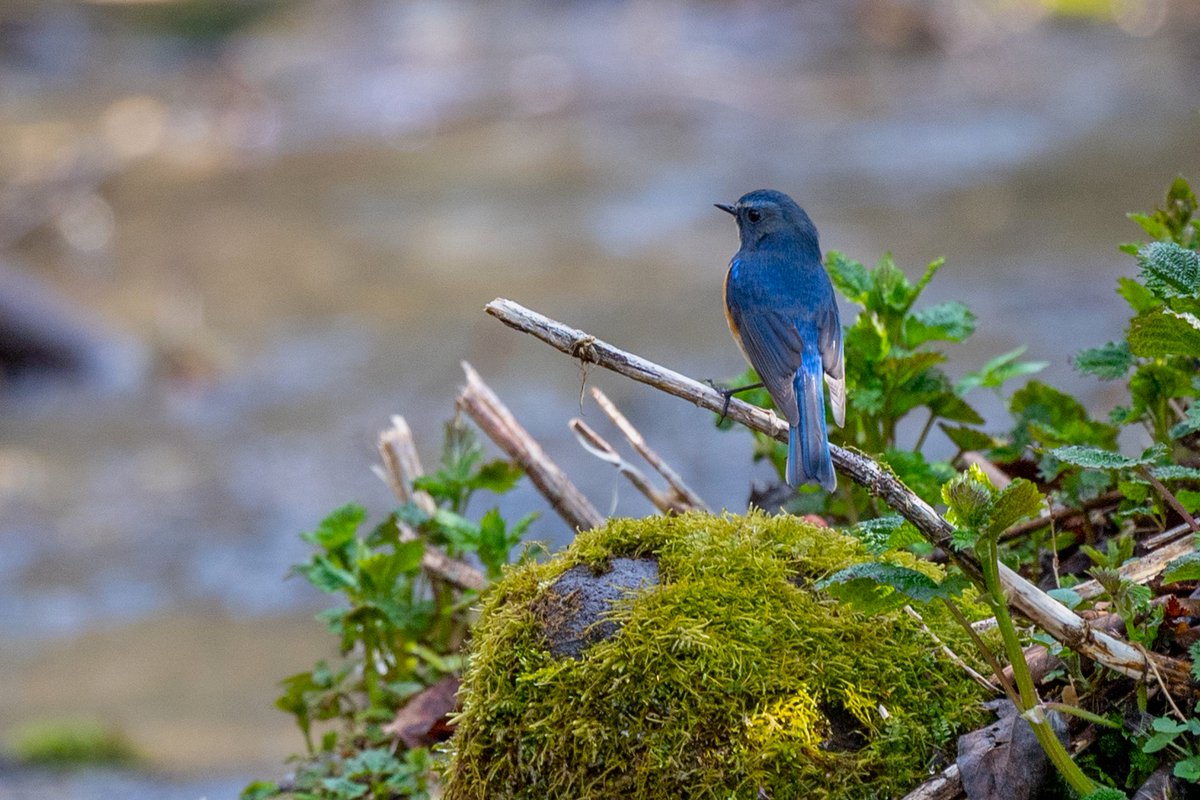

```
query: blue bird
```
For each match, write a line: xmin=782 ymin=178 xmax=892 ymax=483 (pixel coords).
xmin=716 ymin=189 xmax=845 ymax=491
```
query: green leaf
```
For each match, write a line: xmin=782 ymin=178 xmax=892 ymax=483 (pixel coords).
xmin=469 ymin=460 xmax=524 ymax=494
xmin=1151 ymin=465 xmax=1200 ymax=481
xmin=1048 ymin=444 xmax=1165 ymax=471
xmin=904 ymin=301 xmax=976 ymax=346
xmin=826 ymin=251 xmax=872 ymax=305
xmin=1047 ymin=587 xmax=1082 ymax=609
xmin=939 ymin=423 xmax=995 ymax=453
xmin=1174 ymin=755 xmax=1200 ymax=782
xmin=322 ymin=776 xmax=368 ymax=798
xmin=817 ymin=562 xmax=968 ymax=607
xmin=1128 ymin=309 xmax=1200 ymax=358
xmin=942 ymin=464 xmax=995 ymax=530
xmin=1170 ymin=405 xmax=1200 ymax=440
xmin=956 ymin=347 xmax=1047 ymax=394
xmin=1072 ymin=341 xmax=1135 ymax=380
xmin=847 ymin=515 xmax=922 ymax=555
xmin=1139 ymin=241 xmax=1200 ymax=298
xmin=869 ymin=252 xmax=916 ymax=312
xmin=1163 ymin=552 xmax=1200 ymax=585
xmin=988 ymin=479 xmax=1045 ymax=534
xmin=296 ymin=555 xmax=359 ymax=594
xmin=1117 ymin=276 xmax=1161 ymax=314
xmin=301 ymin=503 xmax=366 ymax=550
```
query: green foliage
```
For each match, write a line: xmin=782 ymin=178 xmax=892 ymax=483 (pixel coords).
xmin=817 ymin=561 xmax=968 ymax=612
xmin=251 ymin=420 xmax=535 ymax=799
xmin=1139 ymin=716 xmax=1200 ymax=783
xmin=1074 ymin=180 xmax=1200 ymax=447
xmin=1162 ymin=551 xmax=1200 ymax=585
xmin=10 ymin=719 xmax=138 ymax=767
xmin=1073 ymin=341 xmax=1135 ymax=381
xmin=445 ymin=512 xmax=990 ymax=800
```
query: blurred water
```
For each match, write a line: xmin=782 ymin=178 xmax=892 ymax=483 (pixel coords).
xmin=1 ymin=0 xmax=1199 ymax=785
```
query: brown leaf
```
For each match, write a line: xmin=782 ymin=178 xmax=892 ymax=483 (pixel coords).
xmin=383 ymin=676 xmax=461 ymax=749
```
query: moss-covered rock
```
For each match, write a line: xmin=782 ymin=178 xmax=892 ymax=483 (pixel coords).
xmin=444 ymin=512 xmax=988 ymax=799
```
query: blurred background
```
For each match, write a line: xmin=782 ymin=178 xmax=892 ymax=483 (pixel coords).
xmin=1 ymin=0 xmax=1198 ymax=796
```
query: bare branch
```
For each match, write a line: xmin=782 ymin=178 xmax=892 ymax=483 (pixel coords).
xmin=458 ymin=361 xmax=604 ymax=532
xmin=570 ymin=418 xmax=687 ymax=513
xmin=484 ymin=297 xmax=1196 ymax=697
xmin=590 ymin=387 xmax=709 ymax=511
xmin=373 ymin=415 xmax=487 ymax=592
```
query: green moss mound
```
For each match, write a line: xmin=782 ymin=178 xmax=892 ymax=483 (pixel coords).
xmin=444 ymin=512 xmax=988 ymax=800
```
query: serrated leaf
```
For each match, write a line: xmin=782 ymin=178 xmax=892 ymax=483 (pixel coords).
xmin=1190 ymin=640 xmax=1200 ymax=681
xmin=1162 ymin=552 xmax=1200 ymax=585
xmin=847 ymin=515 xmax=921 ymax=555
xmin=869 ymin=252 xmax=916 ymax=312
xmin=826 ymin=251 xmax=872 ymax=306
xmin=904 ymin=301 xmax=976 ymax=346
xmin=1170 ymin=405 xmax=1200 ymax=440
xmin=1128 ymin=309 xmax=1200 ymax=358
xmin=1072 ymin=341 xmax=1135 ymax=380
xmin=1150 ymin=465 xmax=1200 ymax=481
xmin=1048 ymin=444 xmax=1164 ymax=470
xmin=299 ymin=555 xmax=359 ymax=594
xmin=817 ymin=562 xmax=968 ymax=606
xmin=988 ymin=479 xmax=1045 ymax=534
xmin=301 ymin=503 xmax=366 ymax=550
xmin=1138 ymin=241 xmax=1200 ymax=298
xmin=942 ymin=465 xmax=994 ymax=529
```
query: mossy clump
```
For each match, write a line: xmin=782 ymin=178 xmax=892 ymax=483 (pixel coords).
xmin=444 ymin=511 xmax=989 ymax=800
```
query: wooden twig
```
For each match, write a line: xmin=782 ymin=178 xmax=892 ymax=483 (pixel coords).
xmin=457 ymin=361 xmax=604 ymax=532
xmin=484 ymin=297 xmax=1196 ymax=697
xmin=899 ymin=764 xmax=962 ymax=800
xmin=903 ymin=605 xmax=1000 ymax=694
xmin=590 ymin=387 xmax=710 ymax=511
xmin=1071 ymin=528 xmax=1196 ymax=602
xmin=375 ymin=415 xmax=437 ymax=515
xmin=1000 ymin=490 xmax=1123 ymax=541
xmin=570 ymin=419 xmax=687 ymax=513
xmin=373 ymin=416 xmax=488 ymax=592
xmin=1140 ymin=466 xmax=1200 ymax=536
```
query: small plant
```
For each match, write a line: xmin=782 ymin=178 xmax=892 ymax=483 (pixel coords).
xmin=245 ymin=420 xmax=534 ymax=800
xmin=821 ymin=464 xmax=1108 ymax=796
xmin=1140 ymin=714 xmax=1200 ymax=783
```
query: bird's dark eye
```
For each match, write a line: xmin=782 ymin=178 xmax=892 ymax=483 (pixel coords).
xmin=746 ymin=209 xmax=762 ymax=223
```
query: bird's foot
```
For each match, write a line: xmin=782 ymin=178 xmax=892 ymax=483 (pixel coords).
xmin=705 ymin=379 xmax=764 ymax=423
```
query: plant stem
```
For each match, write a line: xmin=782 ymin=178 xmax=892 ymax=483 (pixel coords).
xmin=977 ymin=535 xmax=1097 ymax=796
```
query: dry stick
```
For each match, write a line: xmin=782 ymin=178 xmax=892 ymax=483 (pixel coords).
xmin=570 ymin=419 xmax=687 ymax=513
xmin=458 ymin=361 xmax=604 ymax=532
xmin=590 ymin=387 xmax=710 ymax=511
xmin=1140 ymin=466 xmax=1200 ymax=536
xmin=374 ymin=417 xmax=488 ymax=592
xmin=1070 ymin=526 xmax=1196 ymax=602
xmin=484 ymin=297 xmax=1196 ymax=696
xmin=903 ymin=605 xmax=999 ymax=694
xmin=1000 ymin=490 xmax=1124 ymax=542
xmin=899 ymin=764 xmax=962 ymax=800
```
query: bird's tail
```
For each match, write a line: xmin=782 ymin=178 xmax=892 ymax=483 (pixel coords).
xmin=786 ymin=349 xmax=836 ymax=491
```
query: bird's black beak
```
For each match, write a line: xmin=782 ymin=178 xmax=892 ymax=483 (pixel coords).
xmin=714 ymin=203 xmax=736 ymax=216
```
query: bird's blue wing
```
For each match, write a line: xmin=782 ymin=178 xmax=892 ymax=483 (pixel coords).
xmin=725 ymin=295 xmax=808 ymax=427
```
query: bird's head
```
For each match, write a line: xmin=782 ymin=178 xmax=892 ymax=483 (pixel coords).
xmin=715 ymin=189 xmax=818 ymax=250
